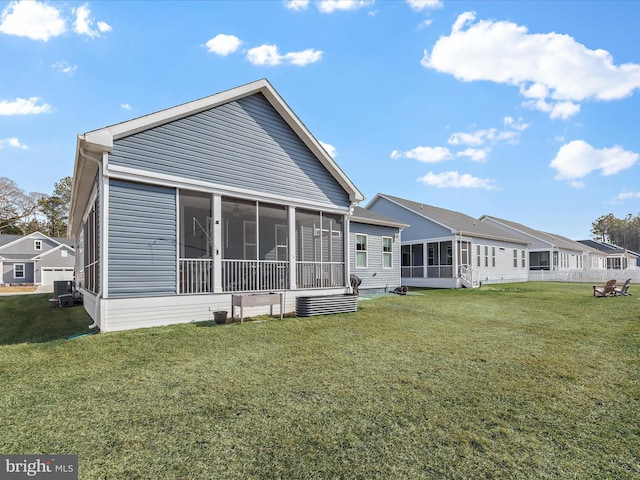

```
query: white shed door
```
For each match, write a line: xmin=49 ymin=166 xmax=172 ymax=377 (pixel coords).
xmin=41 ymin=268 xmax=74 ymax=285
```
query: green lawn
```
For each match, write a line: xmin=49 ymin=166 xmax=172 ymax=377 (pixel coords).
xmin=1 ymin=283 xmax=638 ymax=479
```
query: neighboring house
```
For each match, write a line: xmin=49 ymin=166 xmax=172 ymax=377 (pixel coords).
xmin=578 ymin=239 xmax=639 ymax=270
xmin=366 ymin=194 xmax=530 ymax=288
xmin=68 ymin=79 xmax=372 ymax=332
xmin=480 ymin=216 xmax=608 ymax=272
xmin=349 ymin=206 xmax=408 ymax=294
xmin=0 ymin=232 xmax=75 ymax=286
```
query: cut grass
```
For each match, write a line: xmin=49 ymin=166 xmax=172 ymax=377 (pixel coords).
xmin=0 ymin=283 xmax=638 ymax=478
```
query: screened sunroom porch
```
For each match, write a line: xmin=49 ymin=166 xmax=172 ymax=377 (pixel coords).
xmin=178 ymin=191 xmax=346 ymax=294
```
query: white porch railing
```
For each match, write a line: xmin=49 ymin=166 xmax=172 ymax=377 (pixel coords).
xmin=179 ymin=258 xmax=213 ymax=294
xmin=296 ymin=262 xmax=344 ymax=289
xmin=427 ymin=265 xmax=454 ymax=278
xmin=402 ymin=266 xmax=424 ymax=278
xmin=459 ymin=265 xmax=480 ymax=288
xmin=222 ymin=260 xmax=289 ymax=292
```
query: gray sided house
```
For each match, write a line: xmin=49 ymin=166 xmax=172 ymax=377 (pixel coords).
xmin=577 ymin=239 xmax=639 ymax=270
xmin=0 ymin=232 xmax=75 ymax=286
xmin=349 ymin=207 xmax=408 ymax=294
xmin=366 ymin=194 xmax=530 ymax=288
xmin=68 ymin=79 xmax=365 ymax=332
xmin=480 ymin=216 xmax=607 ymax=272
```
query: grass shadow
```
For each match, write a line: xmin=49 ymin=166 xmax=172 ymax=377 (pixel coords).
xmin=0 ymin=293 xmax=95 ymax=345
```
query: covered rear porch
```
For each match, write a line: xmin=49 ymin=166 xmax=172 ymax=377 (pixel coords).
xmin=179 ymin=192 xmax=348 ymax=295
xmin=401 ymin=238 xmax=476 ymax=288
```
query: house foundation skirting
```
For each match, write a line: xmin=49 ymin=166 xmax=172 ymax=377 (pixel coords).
xmin=83 ymin=288 xmax=349 ymax=332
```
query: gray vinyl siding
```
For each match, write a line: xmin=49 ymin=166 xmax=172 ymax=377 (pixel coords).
xmin=368 ymin=198 xmax=451 ymax=241
xmin=0 ymin=235 xmax=58 ymax=256
xmin=38 ymin=250 xmax=75 ymax=269
xmin=350 ymin=223 xmax=401 ymax=290
xmin=2 ymin=262 xmax=34 ymax=284
xmin=109 ymin=93 xmax=350 ymax=208
xmin=108 ymin=179 xmax=177 ymax=298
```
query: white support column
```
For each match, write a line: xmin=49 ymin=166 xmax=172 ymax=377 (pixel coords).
xmin=453 ymin=237 xmax=458 ymax=279
xmin=344 ymin=211 xmax=351 ymax=289
xmin=213 ymin=195 xmax=223 ymax=294
xmin=288 ymin=206 xmax=297 ymax=290
xmin=101 ymin=152 xmax=109 ymax=300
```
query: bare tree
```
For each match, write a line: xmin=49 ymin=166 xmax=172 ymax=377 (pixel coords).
xmin=0 ymin=177 xmax=40 ymax=234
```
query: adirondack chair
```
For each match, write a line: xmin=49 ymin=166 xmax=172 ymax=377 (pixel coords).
xmin=593 ymin=279 xmax=617 ymax=297
xmin=613 ymin=278 xmax=632 ymax=296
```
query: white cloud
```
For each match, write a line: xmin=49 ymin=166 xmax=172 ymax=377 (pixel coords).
xmin=417 ymin=171 xmax=497 ymax=190
xmin=613 ymin=191 xmax=640 ymax=202
xmin=570 ymin=181 xmax=585 ymax=189
xmin=0 ymin=1 xmax=109 ymax=41
xmin=97 ymin=21 xmax=111 ymax=33
xmin=247 ymin=44 xmax=282 ymax=66
xmin=549 ymin=140 xmax=639 ymax=180
xmin=0 ymin=137 xmax=27 ymax=149
xmin=320 ymin=141 xmax=336 ymax=158
xmin=421 ymin=11 xmax=640 ymax=119
xmin=503 ymin=116 xmax=530 ymax=131
xmin=121 ymin=103 xmax=132 ymax=110
xmin=0 ymin=97 xmax=52 ymax=115
xmin=247 ymin=44 xmax=323 ymax=66
xmin=448 ymin=129 xmax=496 ymax=146
xmin=391 ymin=146 xmax=452 ymax=163
xmin=418 ymin=19 xmax=433 ymax=29
xmin=205 ymin=34 xmax=242 ymax=56
xmin=457 ymin=148 xmax=489 ymax=162
xmin=406 ymin=0 xmax=443 ymax=12
xmin=284 ymin=0 xmax=310 ymax=10
xmin=73 ymin=3 xmax=110 ymax=38
xmin=51 ymin=60 xmax=77 ymax=75
xmin=0 ymin=0 xmax=66 ymax=41
xmin=448 ymin=118 xmax=529 ymax=149
xmin=317 ymin=0 xmax=373 ymax=13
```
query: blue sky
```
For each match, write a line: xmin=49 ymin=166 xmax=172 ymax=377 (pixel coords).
xmin=1 ymin=0 xmax=639 ymax=240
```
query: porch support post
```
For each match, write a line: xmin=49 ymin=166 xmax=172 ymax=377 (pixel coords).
xmin=344 ymin=211 xmax=351 ymax=289
xmin=423 ymin=242 xmax=428 ymax=278
xmin=453 ymin=237 xmax=458 ymax=279
xmin=213 ymin=195 xmax=223 ymax=294
xmin=288 ymin=206 xmax=297 ymax=290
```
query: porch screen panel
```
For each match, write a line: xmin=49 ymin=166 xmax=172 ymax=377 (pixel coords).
xmin=179 ymin=191 xmax=213 ymax=294
xmin=259 ymin=203 xmax=289 ymax=290
xmin=294 ymin=209 xmax=345 ymax=288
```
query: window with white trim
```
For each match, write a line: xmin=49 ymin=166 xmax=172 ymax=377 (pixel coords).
xmin=513 ymin=249 xmax=518 ymax=268
xmin=521 ymin=250 xmax=526 ymax=268
xmin=14 ymin=264 xmax=25 ymax=279
xmin=382 ymin=236 xmax=393 ymax=269
xmin=355 ymin=234 xmax=367 ymax=268
xmin=34 ymin=240 xmax=42 ymax=251
xmin=275 ymin=224 xmax=288 ymax=262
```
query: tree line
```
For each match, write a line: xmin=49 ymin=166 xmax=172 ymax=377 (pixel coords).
xmin=0 ymin=176 xmax=71 ymax=238
xmin=591 ymin=213 xmax=640 ymax=253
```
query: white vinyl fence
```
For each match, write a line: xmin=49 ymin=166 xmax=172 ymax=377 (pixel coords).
xmin=528 ymin=269 xmax=640 ymax=283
